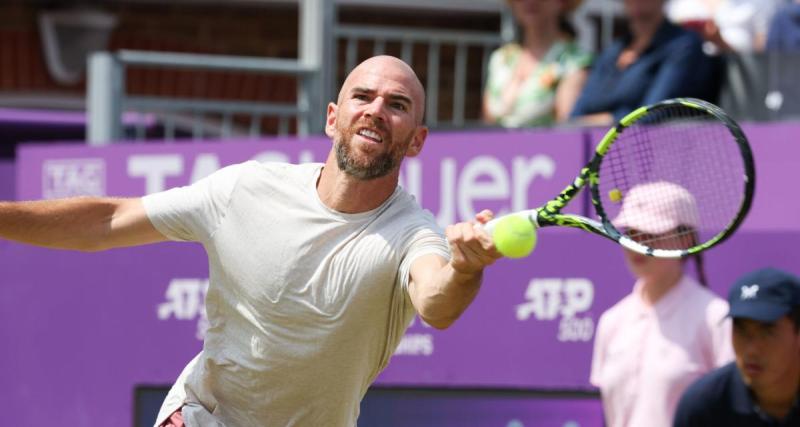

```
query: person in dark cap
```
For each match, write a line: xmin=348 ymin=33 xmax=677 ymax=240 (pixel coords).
xmin=673 ymin=267 xmax=800 ymax=426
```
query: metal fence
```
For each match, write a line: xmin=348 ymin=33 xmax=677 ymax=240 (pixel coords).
xmin=86 ymin=0 xmax=626 ymax=144
xmin=87 ymin=50 xmax=317 ymax=144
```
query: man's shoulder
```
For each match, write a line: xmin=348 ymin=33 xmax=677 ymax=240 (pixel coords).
xmin=242 ymin=160 xmax=319 ymax=173
xmin=684 ymin=361 xmax=738 ymax=398
xmin=236 ymin=161 xmax=321 ymax=183
xmin=680 ymin=277 xmax=729 ymax=314
xmin=489 ymin=43 xmax=522 ymax=65
xmin=674 ymin=362 xmax=757 ymax=426
xmin=675 ymin=362 xmax=739 ymax=421
xmin=597 ymin=292 xmax=639 ymax=324
xmin=386 ymin=188 xmax=441 ymax=231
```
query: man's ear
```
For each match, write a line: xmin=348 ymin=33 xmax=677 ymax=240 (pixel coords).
xmin=405 ymin=126 xmax=428 ymax=158
xmin=325 ymin=102 xmax=337 ymax=139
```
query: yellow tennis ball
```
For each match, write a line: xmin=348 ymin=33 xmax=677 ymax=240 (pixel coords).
xmin=492 ymin=215 xmax=537 ymax=258
xmin=609 ymin=188 xmax=622 ymax=203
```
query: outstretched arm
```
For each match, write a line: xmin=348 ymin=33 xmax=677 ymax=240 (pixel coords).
xmin=0 ymin=197 xmax=166 ymax=252
xmin=407 ymin=210 xmax=501 ymax=329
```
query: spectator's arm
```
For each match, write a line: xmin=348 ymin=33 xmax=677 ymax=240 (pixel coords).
xmin=752 ymin=33 xmax=768 ymax=52
xmin=752 ymin=0 xmax=781 ymax=52
xmin=482 ymin=47 xmax=505 ymax=125
xmin=482 ymin=91 xmax=499 ymax=125
xmin=701 ymin=21 xmax=735 ymax=53
xmin=572 ymin=111 xmax=614 ymax=127
xmin=555 ymin=68 xmax=589 ymax=122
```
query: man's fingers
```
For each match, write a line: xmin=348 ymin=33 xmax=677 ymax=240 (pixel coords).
xmin=447 ymin=222 xmax=502 ymax=273
xmin=474 ymin=209 xmax=495 ymax=225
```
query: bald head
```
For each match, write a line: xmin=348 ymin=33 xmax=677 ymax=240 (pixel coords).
xmin=337 ymin=55 xmax=426 ymax=124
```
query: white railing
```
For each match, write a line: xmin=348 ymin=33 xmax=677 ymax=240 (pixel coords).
xmin=87 ymin=50 xmax=317 ymax=144
xmin=88 ymin=0 xmax=332 ymax=145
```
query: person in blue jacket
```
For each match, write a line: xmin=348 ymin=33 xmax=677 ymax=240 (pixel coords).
xmin=570 ymin=0 xmax=718 ymax=126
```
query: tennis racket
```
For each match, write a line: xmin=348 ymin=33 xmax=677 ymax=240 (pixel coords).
xmin=486 ymin=97 xmax=755 ymax=258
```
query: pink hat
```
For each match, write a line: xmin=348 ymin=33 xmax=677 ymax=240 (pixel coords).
xmin=612 ymin=181 xmax=699 ymax=235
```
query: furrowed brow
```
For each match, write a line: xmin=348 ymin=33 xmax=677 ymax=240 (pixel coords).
xmin=388 ymin=94 xmax=413 ymax=106
xmin=351 ymin=87 xmax=413 ymax=106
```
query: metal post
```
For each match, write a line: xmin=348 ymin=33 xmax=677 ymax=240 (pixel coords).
xmin=299 ymin=0 xmax=334 ymax=136
xmin=500 ymin=5 xmax=516 ymax=44
xmin=87 ymin=51 xmax=123 ymax=145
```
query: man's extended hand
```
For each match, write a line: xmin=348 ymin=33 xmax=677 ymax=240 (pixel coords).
xmin=445 ymin=209 xmax=502 ymax=275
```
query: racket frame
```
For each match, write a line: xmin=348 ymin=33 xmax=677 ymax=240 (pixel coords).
xmin=533 ymin=98 xmax=755 ymax=258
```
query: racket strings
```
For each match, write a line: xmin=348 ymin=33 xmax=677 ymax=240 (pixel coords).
xmin=598 ymin=103 xmax=747 ymax=251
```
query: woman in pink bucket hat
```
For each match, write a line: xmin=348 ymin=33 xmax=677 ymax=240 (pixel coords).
xmin=590 ymin=181 xmax=733 ymax=427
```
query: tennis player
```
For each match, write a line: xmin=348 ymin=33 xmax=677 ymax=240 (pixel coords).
xmin=0 ymin=55 xmax=501 ymax=426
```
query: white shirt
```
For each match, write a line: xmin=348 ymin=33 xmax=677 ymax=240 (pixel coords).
xmin=591 ymin=275 xmax=733 ymax=427
xmin=143 ymin=161 xmax=449 ymax=427
xmin=666 ymin=0 xmax=781 ymax=52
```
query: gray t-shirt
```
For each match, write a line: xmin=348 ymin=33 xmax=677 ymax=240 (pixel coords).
xmin=143 ymin=161 xmax=449 ymax=427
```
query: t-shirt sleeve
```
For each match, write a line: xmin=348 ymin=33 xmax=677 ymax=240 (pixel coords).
xmin=398 ymin=219 xmax=450 ymax=294
xmin=142 ymin=161 xmax=250 ymax=243
xmin=562 ymin=45 xmax=593 ymax=76
xmin=484 ymin=44 xmax=509 ymax=94
xmin=484 ymin=44 xmax=516 ymax=118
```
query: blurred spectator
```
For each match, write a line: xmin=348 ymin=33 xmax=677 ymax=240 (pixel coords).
xmin=766 ymin=1 xmax=800 ymax=52
xmin=570 ymin=0 xmax=716 ymax=126
xmin=666 ymin=0 xmax=781 ymax=53
xmin=591 ymin=182 xmax=733 ymax=427
xmin=673 ymin=268 xmax=800 ymax=426
xmin=483 ymin=0 xmax=592 ymax=127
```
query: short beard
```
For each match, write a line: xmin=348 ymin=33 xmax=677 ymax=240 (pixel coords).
xmin=334 ymin=133 xmax=404 ymax=180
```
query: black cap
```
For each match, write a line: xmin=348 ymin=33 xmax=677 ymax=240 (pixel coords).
xmin=727 ymin=268 xmax=800 ymax=323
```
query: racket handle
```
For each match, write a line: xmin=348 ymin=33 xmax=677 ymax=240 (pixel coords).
xmin=482 ymin=209 xmax=539 ymax=233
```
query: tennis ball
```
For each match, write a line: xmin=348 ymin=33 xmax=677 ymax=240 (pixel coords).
xmin=492 ymin=215 xmax=537 ymax=258
xmin=609 ymin=188 xmax=622 ymax=203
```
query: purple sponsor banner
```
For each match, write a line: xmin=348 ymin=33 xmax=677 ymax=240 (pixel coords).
xmin=2 ymin=231 xmax=798 ymax=426
xmin=17 ymin=129 xmax=586 ymax=222
xmin=738 ymin=123 xmax=800 ymax=231
xmin=0 ymin=242 xmax=207 ymax=427
xmin=4 ymin=126 xmax=800 ymax=426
